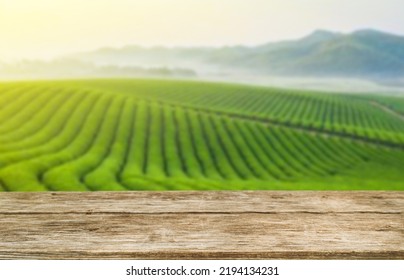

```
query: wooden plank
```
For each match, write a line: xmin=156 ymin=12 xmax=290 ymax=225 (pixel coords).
xmin=0 ymin=192 xmax=403 ymax=259
xmin=0 ymin=192 xmax=403 ymax=214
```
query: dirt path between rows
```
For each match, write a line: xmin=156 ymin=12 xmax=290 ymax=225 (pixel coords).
xmin=370 ymin=101 xmax=404 ymax=122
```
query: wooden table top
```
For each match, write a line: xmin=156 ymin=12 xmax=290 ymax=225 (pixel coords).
xmin=0 ymin=191 xmax=403 ymax=259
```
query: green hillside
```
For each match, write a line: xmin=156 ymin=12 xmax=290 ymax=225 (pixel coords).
xmin=0 ymin=79 xmax=404 ymax=191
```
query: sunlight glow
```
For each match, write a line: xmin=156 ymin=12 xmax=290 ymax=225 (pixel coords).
xmin=0 ymin=0 xmax=403 ymax=59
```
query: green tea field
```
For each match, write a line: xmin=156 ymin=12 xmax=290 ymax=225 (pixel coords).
xmin=0 ymin=79 xmax=404 ymax=191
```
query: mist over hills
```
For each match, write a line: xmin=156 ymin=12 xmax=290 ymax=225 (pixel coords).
xmin=1 ymin=29 xmax=404 ymax=86
xmin=245 ymin=29 xmax=404 ymax=78
xmin=68 ymin=29 xmax=404 ymax=79
xmin=0 ymin=59 xmax=196 ymax=80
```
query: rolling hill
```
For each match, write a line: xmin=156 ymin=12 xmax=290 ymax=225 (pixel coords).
xmin=68 ymin=29 xmax=404 ymax=79
xmin=2 ymin=29 xmax=404 ymax=83
xmin=236 ymin=29 xmax=404 ymax=78
xmin=0 ymin=79 xmax=404 ymax=191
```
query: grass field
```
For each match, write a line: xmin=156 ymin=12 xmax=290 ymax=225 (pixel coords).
xmin=0 ymin=78 xmax=404 ymax=191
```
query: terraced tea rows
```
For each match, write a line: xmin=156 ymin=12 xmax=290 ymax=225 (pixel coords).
xmin=0 ymin=79 xmax=403 ymax=191
xmin=76 ymin=80 xmax=404 ymax=144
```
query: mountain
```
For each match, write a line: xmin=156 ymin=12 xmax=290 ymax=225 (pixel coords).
xmin=67 ymin=29 xmax=404 ymax=80
xmin=230 ymin=29 xmax=404 ymax=78
xmin=3 ymin=29 xmax=403 ymax=81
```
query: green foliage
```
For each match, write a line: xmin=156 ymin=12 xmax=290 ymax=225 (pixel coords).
xmin=0 ymin=79 xmax=404 ymax=191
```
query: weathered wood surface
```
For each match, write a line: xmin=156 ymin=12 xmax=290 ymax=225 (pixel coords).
xmin=0 ymin=192 xmax=403 ymax=259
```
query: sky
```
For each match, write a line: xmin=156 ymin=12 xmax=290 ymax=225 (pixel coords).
xmin=0 ymin=0 xmax=403 ymax=60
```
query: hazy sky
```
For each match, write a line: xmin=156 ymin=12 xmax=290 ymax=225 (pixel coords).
xmin=0 ymin=0 xmax=403 ymax=60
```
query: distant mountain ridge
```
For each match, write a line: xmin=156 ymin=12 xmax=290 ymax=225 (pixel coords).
xmin=241 ymin=29 xmax=404 ymax=78
xmin=68 ymin=29 xmax=404 ymax=79
xmin=2 ymin=29 xmax=403 ymax=81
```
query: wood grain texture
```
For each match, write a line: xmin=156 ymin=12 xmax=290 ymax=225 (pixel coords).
xmin=0 ymin=192 xmax=403 ymax=260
